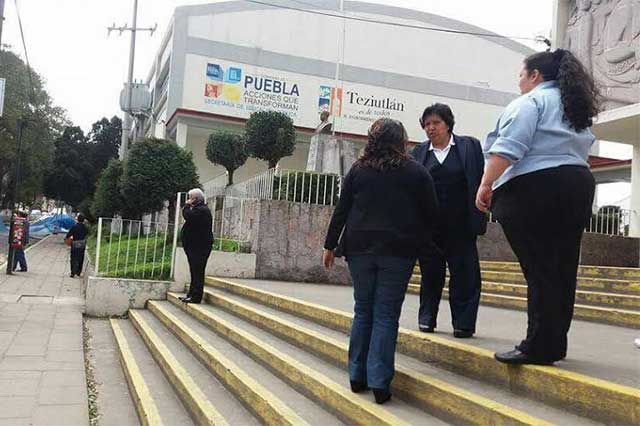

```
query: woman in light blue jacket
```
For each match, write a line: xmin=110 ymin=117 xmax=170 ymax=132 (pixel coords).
xmin=476 ymin=49 xmax=598 ymax=365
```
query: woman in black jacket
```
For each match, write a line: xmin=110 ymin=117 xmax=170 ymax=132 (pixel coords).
xmin=180 ymin=188 xmax=213 ymax=304
xmin=323 ymin=118 xmax=438 ymax=404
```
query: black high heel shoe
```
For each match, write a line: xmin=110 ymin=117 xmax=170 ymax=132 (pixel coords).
xmin=372 ymin=388 xmax=391 ymax=404
xmin=350 ymin=380 xmax=369 ymax=393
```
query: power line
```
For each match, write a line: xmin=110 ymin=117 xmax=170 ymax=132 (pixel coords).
xmin=13 ymin=0 xmax=36 ymax=103
xmin=243 ymin=0 xmax=549 ymax=44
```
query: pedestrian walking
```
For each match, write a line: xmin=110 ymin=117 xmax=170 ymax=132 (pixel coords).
xmin=65 ymin=214 xmax=89 ymax=278
xmin=323 ymin=118 xmax=438 ymax=404
xmin=410 ymin=103 xmax=486 ymax=338
xmin=12 ymin=211 xmax=29 ymax=272
xmin=476 ymin=49 xmax=598 ymax=365
xmin=179 ymin=188 xmax=213 ymax=304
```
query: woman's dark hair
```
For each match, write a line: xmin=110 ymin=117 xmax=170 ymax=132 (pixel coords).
xmin=77 ymin=214 xmax=85 ymax=223
xmin=355 ymin=118 xmax=411 ymax=172
xmin=524 ymin=49 xmax=600 ymax=131
xmin=419 ymin=103 xmax=455 ymax=133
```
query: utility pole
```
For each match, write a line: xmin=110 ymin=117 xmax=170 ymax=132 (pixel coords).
xmin=0 ymin=0 xmax=5 ymax=50
xmin=108 ymin=0 xmax=156 ymax=159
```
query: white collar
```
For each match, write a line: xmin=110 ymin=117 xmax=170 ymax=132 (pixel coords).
xmin=429 ymin=135 xmax=455 ymax=151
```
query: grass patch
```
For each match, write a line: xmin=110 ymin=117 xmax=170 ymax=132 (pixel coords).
xmin=87 ymin=231 xmax=172 ymax=281
xmin=213 ymin=238 xmax=251 ymax=253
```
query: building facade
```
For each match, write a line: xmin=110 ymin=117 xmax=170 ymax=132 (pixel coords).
xmin=136 ymin=0 xmax=534 ymax=184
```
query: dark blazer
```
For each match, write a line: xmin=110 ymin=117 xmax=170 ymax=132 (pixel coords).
xmin=181 ymin=203 xmax=213 ymax=252
xmin=411 ymin=134 xmax=487 ymax=236
xmin=324 ymin=160 xmax=439 ymax=259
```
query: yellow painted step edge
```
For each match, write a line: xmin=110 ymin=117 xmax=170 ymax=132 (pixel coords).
xmin=145 ymin=301 xmax=308 ymax=426
xmin=128 ymin=310 xmax=228 ymax=426
xmin=163 ymin=295 xmax=410 ymax=426
xmin=408 ymin=282 xmax=640 ymax=310
xmin=109 ymin=319 xmax=164 ymax=426
xmin=198 ymin=289 xmax=551 ymax=426
xmin=205 ymin=277 xmax=640 ymax=426
xmin=441 ymin=288 xmax=640 ymax=329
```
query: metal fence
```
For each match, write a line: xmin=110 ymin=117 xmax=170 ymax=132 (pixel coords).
xmin=92 ymin=217 xmax=176 ymax=280
xmin=586 ymin=207 xmax=634 ymax=237
xmin=202 ymin=168 xmax=342 ymax=206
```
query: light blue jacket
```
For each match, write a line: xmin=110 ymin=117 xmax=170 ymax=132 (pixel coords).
xmin=484 ymin=80 xmax=594 ymax=189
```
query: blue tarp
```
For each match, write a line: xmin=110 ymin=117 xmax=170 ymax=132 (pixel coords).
xmin=29 ymin=214 xmax=76 ymax=236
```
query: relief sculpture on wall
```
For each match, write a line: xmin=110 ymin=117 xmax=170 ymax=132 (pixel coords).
xmin=566 ymin=0 xmax=640 ymax=109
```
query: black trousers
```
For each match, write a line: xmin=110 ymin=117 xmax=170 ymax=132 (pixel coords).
xmin=492 ymin=166 xmax=595 ymax=362
xmin=70 ymin=247 xmax=85 ymax=276
xmin=185 ymin=247 xmax=212 ymax=303
xmin=418 ymin=233 xmax=482 ymax=332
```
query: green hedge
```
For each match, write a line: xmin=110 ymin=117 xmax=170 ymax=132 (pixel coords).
xmin=271 ymin=171 xmax=340 ymax=205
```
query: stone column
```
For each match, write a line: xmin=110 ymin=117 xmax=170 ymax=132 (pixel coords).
xmin=630 ymin=144 xmax=640 ymax=237
xmin=552 ymin=0 xmax=572 ymax=48
xmin=176 ymin=121 xmax=188 ymax=148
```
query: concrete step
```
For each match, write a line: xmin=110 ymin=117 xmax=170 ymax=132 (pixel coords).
xmin=128 ymin=309 xmax=259 ymax=426
xmin=205 ymin=276 xmax=640 ymax=425
xmin=428 ymin=286 xmax=640 ymax=329
xmin=408 ymin=279 xmax=640 ymax=311
xmin=146 ymin=300 xmax=333 ymax=425
xmin=479 ymin=261 xmax=640 ymax=281
xmin=109 ymin=318 xmax=195 ymax=426
xmin=160 ymin=296 xmax=431 ymax=426
xmin=413 ymin=262 xmax=640 ymax=281
xmin=410 ymin=271 xmax=640 ymax=296
xmin=194 ymin=287 xmax=609 ymax=426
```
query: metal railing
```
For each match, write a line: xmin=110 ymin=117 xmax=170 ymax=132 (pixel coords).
xmin=203 ymin=168 xmax=342 ymax=206
xmin=586 ymin=207 xmax=634 ymax=237
xmin=93 ymin=217 xmax=176 ymax=280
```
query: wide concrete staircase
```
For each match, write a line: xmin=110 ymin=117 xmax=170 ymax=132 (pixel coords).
xmin=109 ymin=274 xmax=640 ymax=425
xmin=410 ymin=261 xmax=640 ymax=329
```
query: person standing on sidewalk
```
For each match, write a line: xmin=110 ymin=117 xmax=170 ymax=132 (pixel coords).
xmin=179 ymin=188 xmax=213 ymax=304
xmin=476 ymin=49 xmax=598 ymax=365
xmin=323 ymin=118 xmax=438 ymax=405
xmin=66 ymin=214 xmax=88 ymax=278
xmin=12 ymin=211 xmax=30 ymax=272
xmin=410 ymin=103 xmax=487 ymax=339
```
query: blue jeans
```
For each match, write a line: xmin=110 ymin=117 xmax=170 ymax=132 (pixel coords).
xmin=13 ymin=249 xmax=27 ymax=271
xmin=347 ymin=254 xmax=415 ymax=390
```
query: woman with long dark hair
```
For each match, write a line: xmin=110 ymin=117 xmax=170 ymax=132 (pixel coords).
xmin=476 ymin=49 xmax=598 ymax=365
xmin=323 ymin=118 xmax=438 ymax=404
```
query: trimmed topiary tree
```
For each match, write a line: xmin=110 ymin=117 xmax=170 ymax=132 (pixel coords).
xmin=206 ymin=130 xmax=249 ymax=186
xmin=121 ymin=138 xmax=200 ymax=219
xmin=245 ymin=110 xmax=296 ymax=169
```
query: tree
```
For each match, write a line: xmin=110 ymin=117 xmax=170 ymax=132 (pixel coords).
xmin=0 ymin=50 xmax=68 ymax=208
xmin=206 ymin=130 xmax=248 ymax=186
xmin=43 ymin=116 xmax=122 ymax=209
xmin=43 ymin=126 xmax=93 ymax=207
xmin=121 ymin=138 xmax=200 ymax=219
xmin=87 ymin=116 xmax=121 ymax=179
xmin=92 ymin=159 xmax=124 ymax=218
xmin=245 ymin=111 xmax=296 ymax=169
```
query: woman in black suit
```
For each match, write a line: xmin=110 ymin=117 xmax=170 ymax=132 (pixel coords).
xmin=411 ymin=103 xmax=487 ymax=338
xmin=323 ymin=118 xmax=438 ymax=404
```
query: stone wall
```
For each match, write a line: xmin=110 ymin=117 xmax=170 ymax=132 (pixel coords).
xmin=478 ymin=222 xmax=640 ymax=267
xmin=580 ymin=233 xmax=640 ymax=268
xmin=251 ymin=200 xmax=351 ymax=285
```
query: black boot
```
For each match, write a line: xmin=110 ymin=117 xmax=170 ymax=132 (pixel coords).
xmin=372 ymin=388 xmax=391 ymax=404
xmin=350 ymin=380 xmax=369 ymax=393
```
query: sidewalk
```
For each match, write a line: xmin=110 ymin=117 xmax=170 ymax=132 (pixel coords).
xmin=0 ymin=235 xmax=88 ymax=426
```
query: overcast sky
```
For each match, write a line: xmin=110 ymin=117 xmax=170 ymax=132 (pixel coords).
xmin=1 ymin=0 xmax=631 ymax=204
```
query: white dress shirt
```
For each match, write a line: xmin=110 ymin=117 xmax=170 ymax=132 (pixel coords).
xmin=429 ymin=135 xmax=455 ymax=164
